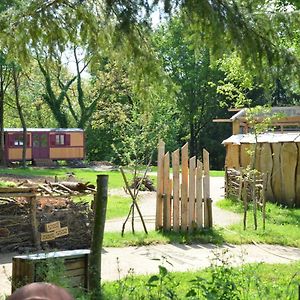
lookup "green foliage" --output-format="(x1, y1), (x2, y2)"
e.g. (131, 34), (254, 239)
(103, 260), (300, 300)
(154, 15), (229, 159)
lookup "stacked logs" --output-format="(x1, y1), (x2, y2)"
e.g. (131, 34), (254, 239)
(0, 182), (95, 253)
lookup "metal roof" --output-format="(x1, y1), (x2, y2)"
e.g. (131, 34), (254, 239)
(4, 128), (83, 132)
(222, 132), (300, 144)
(230, 106), (300, 121)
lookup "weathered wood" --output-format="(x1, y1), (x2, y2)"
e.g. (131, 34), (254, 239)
(0, 187), (36, 193)
(163, 152), (171, 231)
(203, 175), (210, 228)
(225, 144), (240, 169)
(203, 149), (210, 196)
(120, 167), (148, 234)
(55, 226), (69, 238)
(45, 221), (61, 233)
(188, 156), (196, 231)
(181, 143), (189, 232)
(271, 143), (282, 203)
(196, 160), (203, 229)
(172, 149), (180, 232)
(38, 184), (53, 195)
(156, 140), (165, 230)
(242, 179), (248, 230)
(203, 149), (210, 228)
(259, 143), (274, 201)
(30, 196), (40, 250)
(296, 143), (300, 208)
(41, 231), (56, 242)
(12, 250), (90, 293)
(89, 175), (108, 298)
(240, 144), (251, 168)
(281, 143), (297, 207)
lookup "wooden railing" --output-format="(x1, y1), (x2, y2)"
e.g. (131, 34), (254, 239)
(156, 140), (212, 232)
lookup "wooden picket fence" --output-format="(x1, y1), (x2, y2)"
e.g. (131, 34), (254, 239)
(155, 140), (213, 232)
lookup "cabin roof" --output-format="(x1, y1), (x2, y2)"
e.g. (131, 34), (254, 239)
(230, 106), (300, 121)
(4, 128), (83, 132)
(222, 132), (300, 144)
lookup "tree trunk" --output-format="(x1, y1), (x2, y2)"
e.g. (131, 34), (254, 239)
(0, 67), (6, 166)
(13, 67), (27, 168)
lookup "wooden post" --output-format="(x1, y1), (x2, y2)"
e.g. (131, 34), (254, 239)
(203, 149), (210, 228)
(163, 152), (171, 231)
(188, 156), (196, 231)
(89, 175), (108, 299)
(196, 160), (203, 229)
(207, 198), (213, 228)
(172, 149), (180, 232)
(30, 195), (40, 250)
(262, 173), (268, 231)
(156, 140), (165, 230)
(224, 166), (228, 198)
(242, 178), (248, 230)
(181, 143), (189, 232)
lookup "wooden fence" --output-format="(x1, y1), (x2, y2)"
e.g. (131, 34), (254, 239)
(155, 140), (212, 232)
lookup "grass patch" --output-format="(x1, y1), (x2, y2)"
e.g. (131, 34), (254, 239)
(102, 261), (300, 299)
(72, 194), (132, 220)
(210, 170), (224, 177)
(0, 167), (132, 189)
(0, 180), (16, 187)
(103, 229), (224, 247)
(217, 198), (300, 247)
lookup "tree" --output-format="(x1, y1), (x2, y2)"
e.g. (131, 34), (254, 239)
(154, 16), (229, 158)
(12, 65), (27, 167)
(2, 0), (300, 75)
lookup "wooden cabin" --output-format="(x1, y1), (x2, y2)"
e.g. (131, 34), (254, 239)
(216, 106), (300, 207)
(4, 128), (84, 164)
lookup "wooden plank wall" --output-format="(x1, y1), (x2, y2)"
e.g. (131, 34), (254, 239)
(156, 141), (212, 232)
(225, 142), (300, 207)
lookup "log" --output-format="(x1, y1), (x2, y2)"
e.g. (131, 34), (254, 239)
(281, 143), (297, 207)
(259, 143), (274, 201)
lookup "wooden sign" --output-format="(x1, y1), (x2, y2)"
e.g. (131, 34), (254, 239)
(41, 231), (56, 242)
(55, 227), (69, 238)
(45, 221), (61, 232)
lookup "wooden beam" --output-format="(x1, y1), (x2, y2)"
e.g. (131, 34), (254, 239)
(212, 119), (232, 123)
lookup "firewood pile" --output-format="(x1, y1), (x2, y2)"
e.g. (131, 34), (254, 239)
(0, 182), (95, 253)
(129, 176), (156, 192)
(225, 168), (264, 202)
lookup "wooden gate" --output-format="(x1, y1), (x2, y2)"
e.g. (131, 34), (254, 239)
(155, 140), (213, 232)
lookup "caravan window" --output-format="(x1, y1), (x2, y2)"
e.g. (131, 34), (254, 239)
(56, 134), (65, 145)
(14, 134), (24, 146)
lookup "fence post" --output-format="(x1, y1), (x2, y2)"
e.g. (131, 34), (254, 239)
(196, 160), (203, 229)
(172, 149), (180, 232)
(89, 175), (108, 299)
(156, 140), (165, 230)
(189, 156), (196, 230)
(181, 143), (189, 232)
(203, 149), (211, 228)
(163, 152), (171, 231)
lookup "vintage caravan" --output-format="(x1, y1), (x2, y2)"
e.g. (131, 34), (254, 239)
(4, 128), (84, 163)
